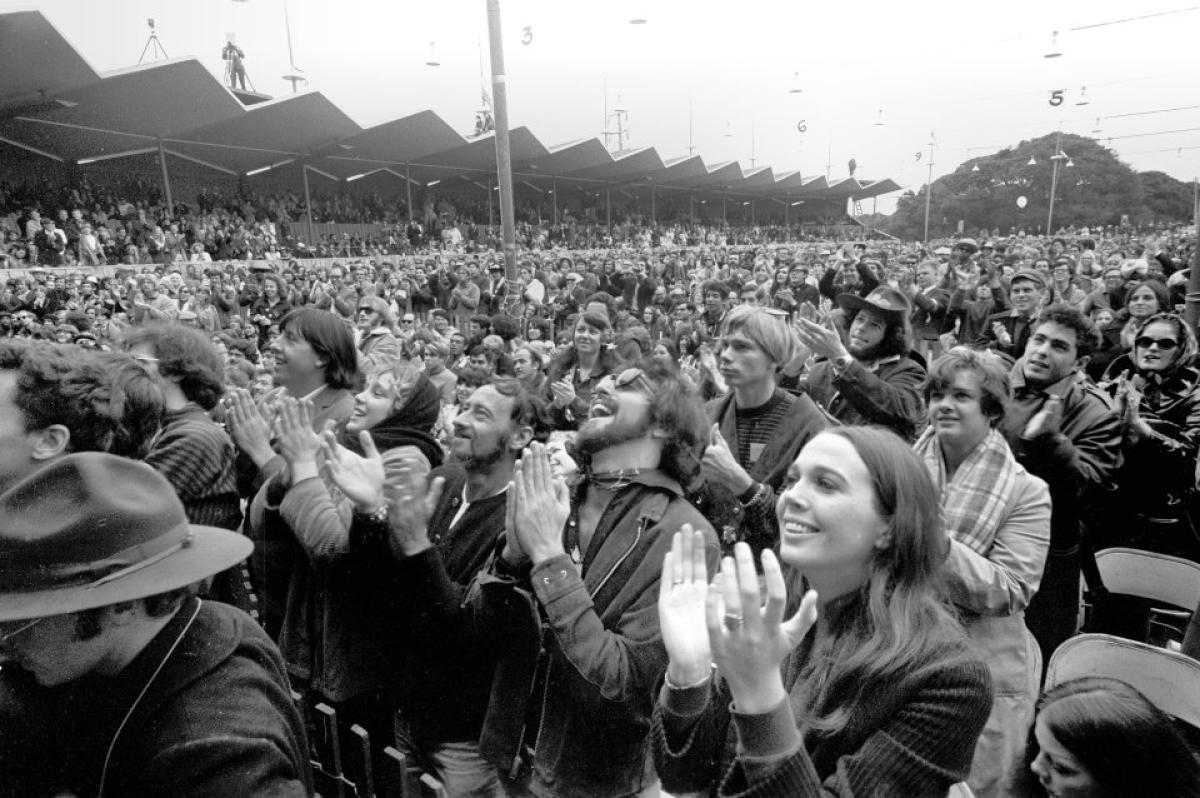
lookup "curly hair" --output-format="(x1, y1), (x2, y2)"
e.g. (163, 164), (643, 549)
(0, 341), (123, 456)
(924, 347), (1011, 425)
(122, 323), (225, 411)
(1036, 303), (1102, 359)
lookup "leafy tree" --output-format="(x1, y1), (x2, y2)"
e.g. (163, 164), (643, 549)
(883, 133), (1191, 239)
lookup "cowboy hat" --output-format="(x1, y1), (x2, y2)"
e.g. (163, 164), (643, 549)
(0, 454), (252, 622)
(836, 285), (911, 319)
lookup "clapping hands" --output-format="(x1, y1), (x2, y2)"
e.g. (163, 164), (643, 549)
(658, 538), (819, 713)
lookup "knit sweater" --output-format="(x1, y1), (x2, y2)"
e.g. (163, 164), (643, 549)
(652, 605), (993, 797)
(144, 403), (242, 531)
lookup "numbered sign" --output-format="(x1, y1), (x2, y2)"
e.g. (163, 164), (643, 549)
(796, 120), (807, 133)
(522, 26), (533, 45)
(1048, 89), (1064, 107)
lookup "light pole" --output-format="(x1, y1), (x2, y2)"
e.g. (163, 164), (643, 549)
(486, 0), (518, 283)
(923, 133), (936, 244)
(1046, 130), (1068, 234)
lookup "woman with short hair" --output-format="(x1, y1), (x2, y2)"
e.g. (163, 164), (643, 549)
(916, 347), (1052, 796)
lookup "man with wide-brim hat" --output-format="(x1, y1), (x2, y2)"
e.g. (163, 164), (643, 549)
(0, 453), (312, 796)
(793, 285), (928, 440)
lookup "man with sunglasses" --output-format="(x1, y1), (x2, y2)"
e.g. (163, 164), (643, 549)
(1003, 304), (1119, 666)
(381, 358), (715, 796)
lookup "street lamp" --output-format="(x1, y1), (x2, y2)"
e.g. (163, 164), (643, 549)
(1046, 131), (1070, 233)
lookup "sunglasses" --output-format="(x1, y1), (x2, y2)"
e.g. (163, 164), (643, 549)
(1135, 337), (1179, 351)
(356, 308), (376, 316)
(613, 368), (654, 393)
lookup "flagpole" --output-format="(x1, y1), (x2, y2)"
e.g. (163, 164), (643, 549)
(486, 0), (518, 285)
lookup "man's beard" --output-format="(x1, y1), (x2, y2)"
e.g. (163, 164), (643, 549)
(449, 435), (507, 472)
(848, 339), (889, 363)
(573, 413), (653, 461)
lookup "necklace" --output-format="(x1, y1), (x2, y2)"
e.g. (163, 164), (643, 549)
(588, 467), (643, 492)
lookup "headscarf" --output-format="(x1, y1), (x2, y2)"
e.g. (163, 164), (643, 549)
(340, 371), (443, 468)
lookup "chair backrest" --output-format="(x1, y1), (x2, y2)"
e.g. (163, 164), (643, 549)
(1045, 633), (1200, 729)
(1095, 547), (1200, 609)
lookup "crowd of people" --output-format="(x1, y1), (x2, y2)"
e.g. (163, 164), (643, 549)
(1, 203), (1200, 798)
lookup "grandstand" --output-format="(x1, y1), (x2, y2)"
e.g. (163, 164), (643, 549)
(0, 9), (899, 236)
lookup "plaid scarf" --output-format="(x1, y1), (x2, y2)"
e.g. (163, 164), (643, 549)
(913, 426), (1018, 556)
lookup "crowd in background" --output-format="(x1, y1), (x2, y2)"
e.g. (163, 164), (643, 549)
(2, 183), (1200, 798)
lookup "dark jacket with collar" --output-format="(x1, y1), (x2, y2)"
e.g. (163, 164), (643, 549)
(1003, 365), (1120, 660)
(448, 473), (718, 797)
(976, 309), (1039, 360)
(0, 597), (311, 798)
(909, 285), (951, 341)
(348, 465), (510, 747)
(799, 355), (927, 441)
(691, 391), (826, 557)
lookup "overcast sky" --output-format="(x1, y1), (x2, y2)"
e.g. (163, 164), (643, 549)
(11, 0), (1200, 213)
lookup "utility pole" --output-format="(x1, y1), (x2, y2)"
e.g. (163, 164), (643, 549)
(923, 133), (936, 244)
(688, 99), (695, 155)
(486, 0), (517, 282)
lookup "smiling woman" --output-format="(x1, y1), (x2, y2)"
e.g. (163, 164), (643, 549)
(654, 427), (993, 796)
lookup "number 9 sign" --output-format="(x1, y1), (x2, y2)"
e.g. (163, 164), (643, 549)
(1048, 90), (1064, 107)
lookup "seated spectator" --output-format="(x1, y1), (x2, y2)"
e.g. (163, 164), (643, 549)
(916, 348), (1052, 796)
(1014, 677), (1200, 798)
(1096, 312), (1200, 561)
(1088, 279), (1169, 381)
(655, 427), (993, 796)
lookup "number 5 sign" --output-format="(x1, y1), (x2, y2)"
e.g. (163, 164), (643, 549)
(1048, 90), (1064, 107)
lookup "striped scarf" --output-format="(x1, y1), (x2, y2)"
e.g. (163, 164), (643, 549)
(913, 426), (1018, 556)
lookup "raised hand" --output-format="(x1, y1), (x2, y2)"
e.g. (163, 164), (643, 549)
(275, 398), (321, 469)
(1023, 394), (1064, 440)
(384, 462), (444, 558)
(512, 441), (571, 566)
(701, 423), (753, 495)
(794, 316), (850, 363)
(550, 379), (576, 409)
(659, 526), (714, 687)
(320, 429), (385, 512)
(226, 388), (275, 467)
(706, 543), (819, 714)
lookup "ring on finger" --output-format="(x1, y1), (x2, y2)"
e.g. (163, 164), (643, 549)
(723, 612), (744, 630)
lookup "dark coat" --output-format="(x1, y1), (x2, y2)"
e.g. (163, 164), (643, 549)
(1099, 355), (1200, 559)
(0, 597), (311, 798)
(800, 356), (927, 441)
(1003, 367), (1121, 662)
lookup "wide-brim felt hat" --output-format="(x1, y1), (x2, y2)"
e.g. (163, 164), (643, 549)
(837, 285), (911, 319)
(0, 453), (252, 622)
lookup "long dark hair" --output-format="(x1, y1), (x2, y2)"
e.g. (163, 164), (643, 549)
(1022, 677), (1200, 798)
(785, 427), (970, 737)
